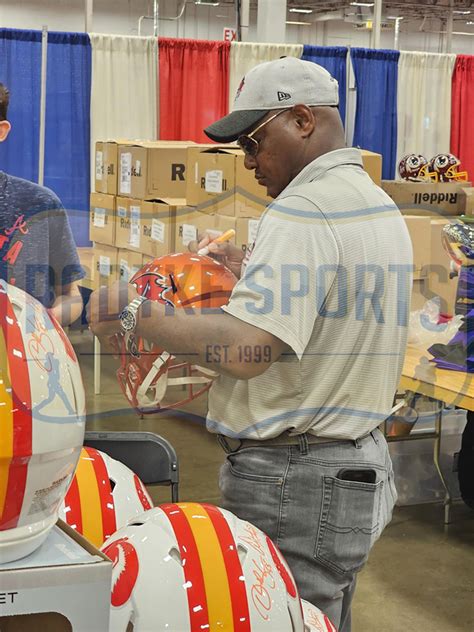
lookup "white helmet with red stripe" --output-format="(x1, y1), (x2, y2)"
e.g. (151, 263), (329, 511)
(101, 503), (304, 631)
(58, 446), (153, 547)
(302, 600), (338, 632)
(0, 281), (85, 563)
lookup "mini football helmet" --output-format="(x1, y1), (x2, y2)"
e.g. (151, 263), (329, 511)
(0, 281), (85, 563)
(59, 447), (153, 547)
(428, 153), (468, 183)
(101, 503), (304, 631)
(301, 600), (338, 631)
(398, 154), (429, 181)
(116, 253), (237, 414)
(442, 219), (474, 267)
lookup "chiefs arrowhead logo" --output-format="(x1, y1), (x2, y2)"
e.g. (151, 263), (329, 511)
(102, 538), (139, 607)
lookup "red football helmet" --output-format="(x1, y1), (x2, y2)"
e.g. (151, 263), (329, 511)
(428, 153), (468, 183)
(116, 253), (237, 414)
(398, 154), (429, 181)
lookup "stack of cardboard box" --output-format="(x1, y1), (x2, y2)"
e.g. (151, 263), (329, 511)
(84, 142), (386, 290)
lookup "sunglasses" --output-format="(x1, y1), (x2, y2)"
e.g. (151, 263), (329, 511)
(237, 109), (289, 158)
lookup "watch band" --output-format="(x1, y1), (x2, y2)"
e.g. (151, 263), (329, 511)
(119, 294), (149, 335)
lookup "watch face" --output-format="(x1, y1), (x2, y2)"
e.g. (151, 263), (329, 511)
(120, 309), (136, 332)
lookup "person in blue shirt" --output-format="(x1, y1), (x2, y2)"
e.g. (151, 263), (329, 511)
(0, 82), (84, 325)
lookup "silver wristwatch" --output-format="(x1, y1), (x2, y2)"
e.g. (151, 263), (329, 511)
(119, 295), (149, 334)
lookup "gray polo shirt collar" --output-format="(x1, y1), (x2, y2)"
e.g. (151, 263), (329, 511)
(281, 148), (364, 194)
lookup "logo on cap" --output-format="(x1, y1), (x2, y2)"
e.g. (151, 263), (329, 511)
(277, 91), (291, 102)
(236, 77), (245, 100)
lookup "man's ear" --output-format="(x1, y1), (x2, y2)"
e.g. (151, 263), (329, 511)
(0, 120), (11, 142)
(292, 104), (315, 137)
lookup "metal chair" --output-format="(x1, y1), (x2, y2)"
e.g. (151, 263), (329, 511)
(84, 430), (179, 502)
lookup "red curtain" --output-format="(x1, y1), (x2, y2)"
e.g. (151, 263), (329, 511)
(158, 38), (230, 143)
(451, 55), (474, 183)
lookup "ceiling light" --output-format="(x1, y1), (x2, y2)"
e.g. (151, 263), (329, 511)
(286, 20), (312, 25)
(467, 20), (474, 24)
(195, 1), (220, 6)
(454, 10), (471, 14)
(387, 16), (404, 19)
(350, 2), (374, 6)
(289, 7), (314, 13)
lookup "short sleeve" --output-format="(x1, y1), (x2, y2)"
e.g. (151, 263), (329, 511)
(222, 195), (340, 359)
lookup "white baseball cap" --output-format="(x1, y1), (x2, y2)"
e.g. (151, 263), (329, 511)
(205, 56), (339, 143)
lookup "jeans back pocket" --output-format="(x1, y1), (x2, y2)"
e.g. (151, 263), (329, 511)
(314, 475), (383, 576)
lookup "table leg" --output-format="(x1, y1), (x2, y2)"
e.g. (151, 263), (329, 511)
(432, 408), (452, 524)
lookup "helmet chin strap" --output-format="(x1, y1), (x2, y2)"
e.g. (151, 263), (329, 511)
(135, 352), (219, 409)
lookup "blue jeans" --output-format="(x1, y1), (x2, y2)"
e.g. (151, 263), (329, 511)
(218, 429), (397, 632)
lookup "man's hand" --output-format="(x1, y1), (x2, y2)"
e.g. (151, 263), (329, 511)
(87, 280), (139, 339)
(189, 230), (245, 279)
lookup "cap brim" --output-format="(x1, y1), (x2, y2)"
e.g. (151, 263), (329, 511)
(204, 109), (269, 143)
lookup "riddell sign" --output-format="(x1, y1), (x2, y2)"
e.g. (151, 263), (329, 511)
(223, 27), (237, 41)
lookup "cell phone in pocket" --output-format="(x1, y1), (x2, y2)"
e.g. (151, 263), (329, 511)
(336, 468), (377, 484)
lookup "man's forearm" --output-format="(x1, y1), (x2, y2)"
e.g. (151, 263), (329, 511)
(135, 302), (282, 379)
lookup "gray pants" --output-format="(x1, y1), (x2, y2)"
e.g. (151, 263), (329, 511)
(219, 428), (397, 631)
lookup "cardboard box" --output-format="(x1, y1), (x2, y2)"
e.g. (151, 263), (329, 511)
(186, 147), (239, 216)
(115, 197), (144, 252)
(424, 218), (459, 316)
(235, 153), (272, 218)
(89, 193), (116, 246)
(118, 141), (193, 200)
(0, 520), (111, 631)
(235, 217), (261, 255)
(95, 141), (118, 194)
(361, 150), (383, 187)
(174, 208), (217, 253)
(140, 199), (177, 258)
(411, 278), (428, 311)
(91, 243), (118, 290)
(382, 180), (470, 216)
(77, 247), (94, 286)
(118, 249), (143, 282)
(460, 187), (474, 216)
(403, 216), (431, 280)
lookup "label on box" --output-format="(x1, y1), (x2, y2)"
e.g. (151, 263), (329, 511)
(120, 152), (132, 195)
(130, 224), (140, 248)
(99, 256), (111, 277)
(182, 224), (198, 246)
(248, 219), (259, 244)
(130, 206), (141, 223)
(205, 170), (223, 194)
(194, 162), (199, 184)
(151, 219), (165, 243)
(95, 151), (103, 181)
(117, 205), (127, 218)
(120, 259), (130, 280)
(93, 207), (106, 228)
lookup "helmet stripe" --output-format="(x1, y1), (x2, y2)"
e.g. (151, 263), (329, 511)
(85, 447), (117, 543)
(0, 292), (32, 530)
(202, 504), (251, 631)
(63, 466), (83, 534)
(0, 325), (14, 527)
(74, 447), (106, 546)
(133, 474), (152, 510)
(179, 503), (234, 631)
(160, 503), (210, 630)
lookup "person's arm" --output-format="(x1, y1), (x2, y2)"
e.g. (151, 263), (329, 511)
(87, 282), (288, 380)
(50, 280), (83, 326)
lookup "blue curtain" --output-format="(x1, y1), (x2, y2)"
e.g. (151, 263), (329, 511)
(46, 32), (91, 246)
(350, 48), (399, 180)
(301, 45), (347, 128)
(0, 29), (42, 182)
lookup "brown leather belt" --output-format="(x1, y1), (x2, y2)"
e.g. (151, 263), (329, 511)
(217, 432), (343, 453)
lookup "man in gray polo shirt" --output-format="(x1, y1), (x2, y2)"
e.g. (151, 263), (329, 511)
(89, 57), (413, 631)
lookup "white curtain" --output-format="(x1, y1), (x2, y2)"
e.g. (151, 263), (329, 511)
(89, 34), (158, 183)
(396, 51), (456, 172)
(229, 42), (303, 110)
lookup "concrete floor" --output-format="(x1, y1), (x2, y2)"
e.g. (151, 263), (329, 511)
(74, 330), (474, 632)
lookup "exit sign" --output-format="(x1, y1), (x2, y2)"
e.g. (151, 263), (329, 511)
(223, 27), (237, 41)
